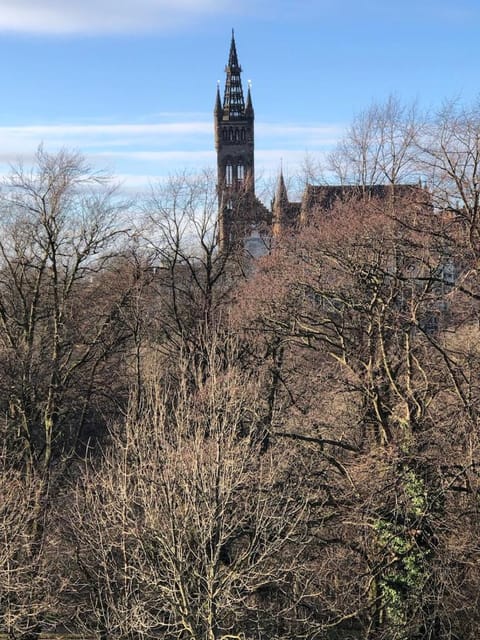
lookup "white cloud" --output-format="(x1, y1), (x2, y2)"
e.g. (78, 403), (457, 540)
(0, 120), (213, 158)
(0, 121), (212, 146)
(0, 0), (233, 34)
(0, 117), (342, 154)
(0, 117), (343, 191)
(1, 0), (472, 34)
(257, 122), (345, 148)
(0, 119), (215, 188)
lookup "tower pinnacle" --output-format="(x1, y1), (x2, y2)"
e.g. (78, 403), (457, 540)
(214, 82), (222, 118)
(245, 83), (254, 117)
(275, 169), (289, 206)
(222, 30), (246, 119)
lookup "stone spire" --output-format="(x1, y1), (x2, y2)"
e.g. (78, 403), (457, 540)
(214, 82), (222, 118)
(222, 30), (246, 119)
(273, 169), (290, 236)
(275, 169), (289, 206)
(245, 83), (254, 117)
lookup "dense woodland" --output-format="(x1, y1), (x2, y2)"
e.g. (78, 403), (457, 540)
(1, 97), (480, 640)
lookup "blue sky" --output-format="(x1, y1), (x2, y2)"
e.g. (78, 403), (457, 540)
(0, 0), (478, 194)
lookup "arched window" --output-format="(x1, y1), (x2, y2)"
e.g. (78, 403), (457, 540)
(229, 128), (234, 142)
(225, 164), (233, 186)
(237, 164), (245, 183)
(241, 128), (246, 143)
(235, 129), (240, 142)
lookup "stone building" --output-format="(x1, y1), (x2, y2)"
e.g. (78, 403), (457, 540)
(214, 31), (270, 256)
(215, 32), (428, 253)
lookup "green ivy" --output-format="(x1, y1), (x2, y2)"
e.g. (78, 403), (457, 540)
(372, 468), (430, 639)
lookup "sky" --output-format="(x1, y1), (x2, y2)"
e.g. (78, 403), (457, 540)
(0, 0), (478, 196)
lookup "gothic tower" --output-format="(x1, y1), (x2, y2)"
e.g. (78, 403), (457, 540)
(215, 31), (255, 250)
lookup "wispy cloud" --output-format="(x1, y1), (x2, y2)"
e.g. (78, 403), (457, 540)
(1, 0), (476, 35)
(0, 0), (233, 35)
(0, 116), (342, 151)
(0, 116), (343, 190)
(245, 0), (480, 27)
(0, 122), (213, 148)
(257, 123), (345, 148)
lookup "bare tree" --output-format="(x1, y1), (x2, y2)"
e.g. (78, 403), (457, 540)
(329, 95), (422, 189)
(137, 171), (247, 384)
(0, 447), (64, 640)
(67, 336), (311, 640)
(235, 191), (480, 638)
(0, 147), (134, 639)
(0, 146), (132, 470)
(419, 99), (480, 266)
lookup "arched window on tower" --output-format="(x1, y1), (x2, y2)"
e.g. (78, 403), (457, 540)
(237, 164), (245, 184)
(225, 164), (233, 186)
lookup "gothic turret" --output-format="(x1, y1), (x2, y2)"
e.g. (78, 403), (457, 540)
(215, 30), (255, 251)
(245, 84), (254, 117)
(272, 169), (302, 236)
(275, 170), (288, 206)
(272, 170), (289, 236)
(214, 83), (222, 117)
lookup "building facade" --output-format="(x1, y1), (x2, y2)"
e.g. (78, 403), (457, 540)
(215, 32), (270, 255)
(215, 33), (428, 253)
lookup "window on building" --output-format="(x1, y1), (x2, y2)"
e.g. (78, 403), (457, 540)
(226, 164), (233, 186)
(237, 164), (245, 182)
